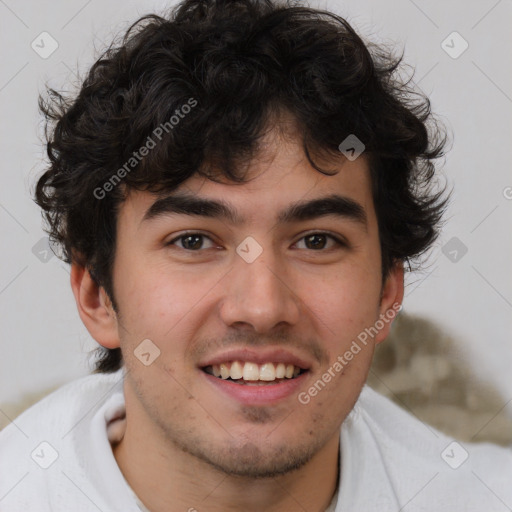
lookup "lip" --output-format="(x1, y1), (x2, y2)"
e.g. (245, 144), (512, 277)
(197, 347), (313, 370)
(200, 368), (309, 405)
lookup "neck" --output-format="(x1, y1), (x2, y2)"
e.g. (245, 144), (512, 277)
(113, 393), (340, 512)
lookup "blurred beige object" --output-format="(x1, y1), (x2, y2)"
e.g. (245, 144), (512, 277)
(368, 311), (512, 446)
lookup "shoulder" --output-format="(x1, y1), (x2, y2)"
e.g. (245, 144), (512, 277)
(1, 370), (124, 442)
(0, 370), (126, 510)
(344, 385), (512, 510)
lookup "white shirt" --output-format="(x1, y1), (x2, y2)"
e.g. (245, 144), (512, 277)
(1, 369), (511, 511)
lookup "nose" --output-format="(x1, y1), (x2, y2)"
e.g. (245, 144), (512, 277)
(219, 249), (301, 333)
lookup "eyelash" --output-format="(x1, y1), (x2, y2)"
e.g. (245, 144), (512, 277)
(167, 231), (346, 251)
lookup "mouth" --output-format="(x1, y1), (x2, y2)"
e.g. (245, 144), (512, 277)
(202, 361), (307, 385)
(197, 348), (312, 404)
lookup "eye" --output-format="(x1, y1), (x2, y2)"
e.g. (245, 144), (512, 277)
(167, 232), (216, 251)
(294, 233), (345, 251)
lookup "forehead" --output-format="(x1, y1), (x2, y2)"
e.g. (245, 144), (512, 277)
(120, 124), (375, 228)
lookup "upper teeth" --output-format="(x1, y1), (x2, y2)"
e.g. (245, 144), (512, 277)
(209, 361), (301, 381)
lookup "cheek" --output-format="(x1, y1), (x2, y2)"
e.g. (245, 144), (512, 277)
(298, 265), (382, 342)
(113, 263), (226, 369)
(114, 262), (197, 329)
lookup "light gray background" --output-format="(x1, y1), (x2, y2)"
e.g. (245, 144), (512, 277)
(1, 0), (511, 406)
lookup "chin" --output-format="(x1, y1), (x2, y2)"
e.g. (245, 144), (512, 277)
(181, 438), (320, 478)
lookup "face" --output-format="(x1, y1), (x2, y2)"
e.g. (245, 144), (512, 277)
(109, 125), (402, 478)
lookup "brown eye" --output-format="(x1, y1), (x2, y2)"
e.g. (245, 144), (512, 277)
(295, 233), (344, 251)
(168, 233), (215, 250)
(181, 235), (203, 250)
(305, 234), (327, 250)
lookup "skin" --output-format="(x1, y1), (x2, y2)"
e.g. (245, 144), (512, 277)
(71, 121), (404, 512)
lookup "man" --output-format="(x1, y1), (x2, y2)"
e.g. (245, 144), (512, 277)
(1, 0), (511, 510)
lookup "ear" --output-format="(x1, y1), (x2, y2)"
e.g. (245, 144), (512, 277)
(374, 261), (404, 344)
(70, 263), (120, 349)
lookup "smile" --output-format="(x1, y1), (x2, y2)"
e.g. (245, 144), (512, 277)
(202, 361), (306, 385)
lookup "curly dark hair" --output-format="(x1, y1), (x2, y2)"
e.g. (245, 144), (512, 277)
(35, 0), (449, 373)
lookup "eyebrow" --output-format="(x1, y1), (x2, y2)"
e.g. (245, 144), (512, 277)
(142, 192), (367, 228)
